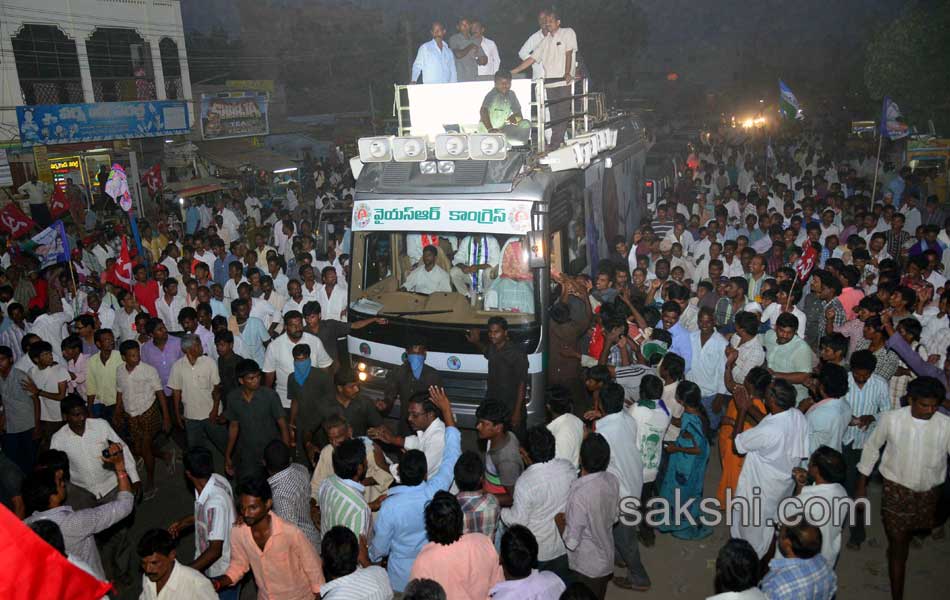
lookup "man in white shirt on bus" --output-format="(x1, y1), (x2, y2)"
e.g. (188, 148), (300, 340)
(511, 10), (578, 148)
(517, 9), (551, 80)
(403, 245), (451, 295)
(471, 20), (500, 80)
(450, 234), (501, 299)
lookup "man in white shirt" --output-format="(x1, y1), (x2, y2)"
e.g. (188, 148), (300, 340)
(471, 20), (500, 79)
(789, 447), (850, 568)
(51, 397), (141, 500)
(369, 392), (446, 482)
(593, 383), (650, 591)
(156, 278), (186, 333)
(686, 307), (728, 429)
(402, 245), (451, 295)
(262, 312), (334, 409)
(511, 11), (578, 148)
(26, 340), (70, 446)
(517, 9), (550, 80)
(500, 427), (575, 575)
(49, 397), (141, 585)
(216, 198), (241, 239)
(168, 446), (234, 582)
(17, 175), (51, 225)
(316, 266), (348, 323)
(137, 528), (218, 600)
(545, 386), (583, 468)
(730, 379), (809, 558)
(855, 376), (950, 600)
(450, 234), (502, 298)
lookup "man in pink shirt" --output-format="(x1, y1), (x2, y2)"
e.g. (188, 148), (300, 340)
(835, 264), (865, 321)
(408, 490), (504, 600)
(213, 477), (324, 599)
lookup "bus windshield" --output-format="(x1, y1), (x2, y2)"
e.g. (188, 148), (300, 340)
(349, 231), (538, 325)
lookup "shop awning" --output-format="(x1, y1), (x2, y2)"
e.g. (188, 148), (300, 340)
(165, 177), (235, 198)
(196, 138), (299, 174)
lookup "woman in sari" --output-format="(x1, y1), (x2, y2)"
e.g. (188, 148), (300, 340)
(716, 366), (772, 505)
(657, 380), (712, 540)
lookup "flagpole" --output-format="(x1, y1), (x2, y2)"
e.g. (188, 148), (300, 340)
(785, 275), (797, 312)
(870, 130), (884, 212)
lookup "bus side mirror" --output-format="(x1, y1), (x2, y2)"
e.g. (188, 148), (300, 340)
(527, 230), (547, 269)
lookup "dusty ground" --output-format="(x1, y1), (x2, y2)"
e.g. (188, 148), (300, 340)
(114, 434), (948, 600)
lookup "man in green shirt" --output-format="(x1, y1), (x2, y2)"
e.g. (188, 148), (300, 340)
(479, 70), (529, 136)
(762, 312), (816, 405)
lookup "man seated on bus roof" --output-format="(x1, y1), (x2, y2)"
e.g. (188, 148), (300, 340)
(403, 245), (452, 295)
(451, 234), (502, 299)
(479, 70), (530, 135)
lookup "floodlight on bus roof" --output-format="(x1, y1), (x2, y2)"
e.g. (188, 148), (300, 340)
(392, 136), (428, 162)
(435, 134), (470, 160)
(358, 136), (393, 162)
(540, 142), (591, 172)
(469, 133), (507, 160)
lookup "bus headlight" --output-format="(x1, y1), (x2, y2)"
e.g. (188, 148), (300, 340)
(368, 366), (389, 379)
(358, 371), (368, 382)
(357, 362), (367, 371)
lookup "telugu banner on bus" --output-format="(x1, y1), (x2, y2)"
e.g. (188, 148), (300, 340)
(352, 199), (533, 235)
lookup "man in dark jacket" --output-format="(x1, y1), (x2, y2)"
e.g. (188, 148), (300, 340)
(381, 338), (443, 436)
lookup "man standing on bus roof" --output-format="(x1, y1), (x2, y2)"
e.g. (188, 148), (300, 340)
(411, 22), (457, 84)
(448, 17), (483, 83)
(467, 317), (529, 440)
(403, 245), (452, 295)
(451, 234), (501, 299)
(510, 10), (578, 148)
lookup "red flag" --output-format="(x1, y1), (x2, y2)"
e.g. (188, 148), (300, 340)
(141, 164), (163, 195)
(0, 203), (36, 239)
(107, 236), (133, 291)
(50, 186), (70, 218)
(0, 504), (112, 599)
(795, 243), (819, 281)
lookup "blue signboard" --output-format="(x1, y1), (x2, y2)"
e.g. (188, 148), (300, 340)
(16, 100), (191, 147)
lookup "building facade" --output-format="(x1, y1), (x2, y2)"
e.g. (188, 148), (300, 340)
(1, 0), (192, 131)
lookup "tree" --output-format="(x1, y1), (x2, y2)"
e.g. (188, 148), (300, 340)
(864, 1), (950, 131)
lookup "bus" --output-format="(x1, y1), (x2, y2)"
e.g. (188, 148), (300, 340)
(345, 79), (650, 428)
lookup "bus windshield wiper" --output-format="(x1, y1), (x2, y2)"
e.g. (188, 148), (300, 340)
(382, 310), (455, 317)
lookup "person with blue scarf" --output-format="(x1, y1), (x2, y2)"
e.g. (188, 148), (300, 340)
(287, 343), (335, 463)
(381, 338), (443, 436)
(657, 380), (713, 540)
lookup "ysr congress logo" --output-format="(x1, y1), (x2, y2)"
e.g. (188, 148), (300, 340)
(354, 203), (371, 229)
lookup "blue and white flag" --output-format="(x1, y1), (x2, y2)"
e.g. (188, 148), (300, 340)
(23, 220), (69, 269)
(881, 96), (909, 140)
(779, 80), (803, 120)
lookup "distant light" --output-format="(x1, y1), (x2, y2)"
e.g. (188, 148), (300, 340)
(178, 197), (184, 206)
(164, 139), (174, 143)
(646, 181), (653, 187)
(273, 167), (297, 174)
(666, 72), (678, 81)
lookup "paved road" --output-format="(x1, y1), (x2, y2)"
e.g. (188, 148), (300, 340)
(114, 435), (948, 599)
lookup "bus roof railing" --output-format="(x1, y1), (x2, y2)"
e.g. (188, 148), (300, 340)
(393, 78), (604, 154)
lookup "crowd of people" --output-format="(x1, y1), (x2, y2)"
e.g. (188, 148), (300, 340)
(2, 27), (950, 600)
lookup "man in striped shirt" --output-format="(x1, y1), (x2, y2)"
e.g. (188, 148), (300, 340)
(841, 350), (891, 550)
(316, 437), (373, 541)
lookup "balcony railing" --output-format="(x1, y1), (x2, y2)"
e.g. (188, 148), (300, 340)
(93, 77), (156, 102)
(20, 79), (84, 105)
(165, 77), (183, 100)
